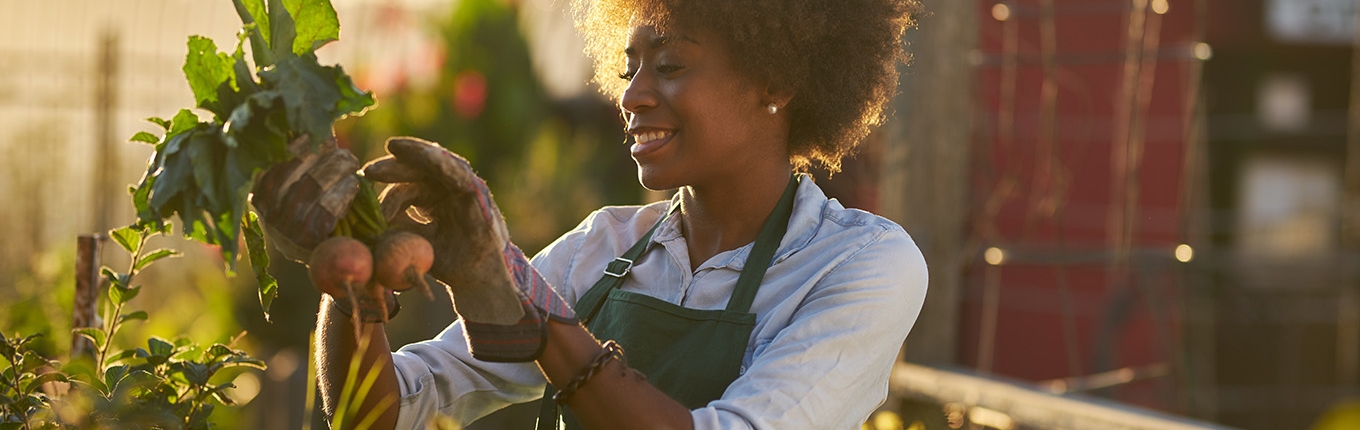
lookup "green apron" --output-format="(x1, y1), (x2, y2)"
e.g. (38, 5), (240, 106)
(536, 175), (799, 430)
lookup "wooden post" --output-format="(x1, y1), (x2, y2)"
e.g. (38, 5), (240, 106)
(882, 0), (977, 366)
(1337, 0), (1360, 391)
(72, 234), (104, 359)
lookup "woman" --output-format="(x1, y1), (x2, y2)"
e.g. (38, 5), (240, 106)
(257, 0), (927, 428)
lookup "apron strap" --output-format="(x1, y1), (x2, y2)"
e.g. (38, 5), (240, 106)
(725, 174), (799, 313)
(539, 206), (672, 430)
(536, 174), (798, 429)
(575, 206), (672, 325)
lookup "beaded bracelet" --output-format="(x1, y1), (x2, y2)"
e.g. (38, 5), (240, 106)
(553, 340), (626, 405)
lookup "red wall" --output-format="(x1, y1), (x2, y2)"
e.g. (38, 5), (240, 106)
(961, 0), (1201, 413)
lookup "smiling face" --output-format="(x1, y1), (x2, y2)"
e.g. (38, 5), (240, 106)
(619, 24), (790, 191)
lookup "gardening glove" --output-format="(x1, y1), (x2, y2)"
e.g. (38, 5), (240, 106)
(250, 136), (401, 323)
(250, 135), (360, 264)
(362, 136), (576, 362)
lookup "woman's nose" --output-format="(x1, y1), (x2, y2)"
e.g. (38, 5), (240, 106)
(618, 71), (658, 115)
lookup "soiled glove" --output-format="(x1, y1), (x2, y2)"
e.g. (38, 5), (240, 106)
(250, 136), (360, 263)
(363, 137), (576, 362)
(252, 137), (402, 322)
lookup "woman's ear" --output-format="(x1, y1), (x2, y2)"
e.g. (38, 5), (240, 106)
(764, 83), (795, 111)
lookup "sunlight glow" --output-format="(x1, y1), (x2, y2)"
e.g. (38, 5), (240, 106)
(1193, 42), (1213, 61)
(968, 406), (1015, 430)
(984, 247), (1005, 266)
(1175, 244), (1194, 263)
(991, 3), (1012, 22)
(1152, 0), (1170, 15)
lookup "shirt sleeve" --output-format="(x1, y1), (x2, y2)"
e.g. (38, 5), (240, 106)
(390, 321), (546, 429)
(690, 226), (929, 429)
(391, 212), (597, 428)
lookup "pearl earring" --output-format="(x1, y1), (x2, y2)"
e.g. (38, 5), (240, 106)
(767, 103), (778, 114)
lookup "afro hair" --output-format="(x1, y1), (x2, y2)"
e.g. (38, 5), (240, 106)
(573, 0), (922, 172)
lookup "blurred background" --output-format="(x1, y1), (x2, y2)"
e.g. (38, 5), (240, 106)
(1, 0), (1358, 429)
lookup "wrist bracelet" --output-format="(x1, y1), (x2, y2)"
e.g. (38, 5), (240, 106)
(553, 340), (631, 405)
(331, 289), (401, 323)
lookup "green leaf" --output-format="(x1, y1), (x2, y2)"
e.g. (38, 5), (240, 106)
(106, 348), (139, 364)
(131, 182), (155, 225)
(268, 0), (297, 61)
(173, 361), (213, 386)
(109, 225), (141, 255)
(23, 372), (67, 394)
(283, 0), (339, 55)
(103, 365), (129, 393)
(101, 266), (130, 289)
(219, 355), (267, 371)
(258, 55), (342, 143)
(108, 283), (141, 306)
(146, 116), (172, 130)
(153, 220), (174, 236)
(130, 131), (161, 145)
(110, 369), (160, 398)
(147, 337), (174, 358)
(118, 311), (149, 325)
(232, 31), (263, 95)
(233, 0), (273, 67)
(144, 338), (174, 366)
(213, 202), (245, 272)
(148, 134), (196, 211)
(19, 350), (50, 373)
(170, 109), (201, 138)
(211, 388), (237, 406)
(208, 344), (234, 359)
(243, 212), (279, 319)
(330, 63), (376, 118)
(134, 248), (182, 272)
(183, 36), (235, 118)
(223, 92), (293, 167)
(17, 332), (42, 347)
(73, 328), (107, 351)
(185, 129), (226, 211)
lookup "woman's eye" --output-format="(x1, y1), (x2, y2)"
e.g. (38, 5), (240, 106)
(618, 69), (637, 81)
(657, 64), (684, 74)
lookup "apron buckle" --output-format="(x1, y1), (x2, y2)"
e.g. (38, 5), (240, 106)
(602, 257), (634, 278)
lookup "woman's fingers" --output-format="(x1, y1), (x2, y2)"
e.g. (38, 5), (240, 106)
(361, 155), (426, 183)
(378, 183), (439, 241)
(385, 137), (482, 193)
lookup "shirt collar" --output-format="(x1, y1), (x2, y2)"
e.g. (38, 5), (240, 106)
(649, 174), (826, 271)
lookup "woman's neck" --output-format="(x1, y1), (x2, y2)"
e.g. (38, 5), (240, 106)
(676, 164), (792, 270)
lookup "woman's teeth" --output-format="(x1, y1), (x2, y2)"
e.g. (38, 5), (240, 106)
(634, 131), (672, 144)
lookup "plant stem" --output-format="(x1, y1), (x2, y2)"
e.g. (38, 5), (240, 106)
(185, 387), (200, 428)
(8, 344), (31, 430)
(95, 234), (149, 376)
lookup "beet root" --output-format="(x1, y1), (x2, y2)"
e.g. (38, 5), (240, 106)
(373, 231), (435, 300)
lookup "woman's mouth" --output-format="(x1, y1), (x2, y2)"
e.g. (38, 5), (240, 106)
(630, 130), (675, 158)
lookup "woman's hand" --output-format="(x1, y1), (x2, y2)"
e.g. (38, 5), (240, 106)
(249, 135), (360, 263)
(363, 136), (577, 362)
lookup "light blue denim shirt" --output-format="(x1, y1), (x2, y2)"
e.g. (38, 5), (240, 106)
(390, 175), (928, 429)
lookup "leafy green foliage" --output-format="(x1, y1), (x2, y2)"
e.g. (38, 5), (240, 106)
(1, 227), (263, 429)
(129, 0), (373, 315)
(0, 332), (66, 429)
(282, 0), (339, 55)
(242, 213), (279, 321)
